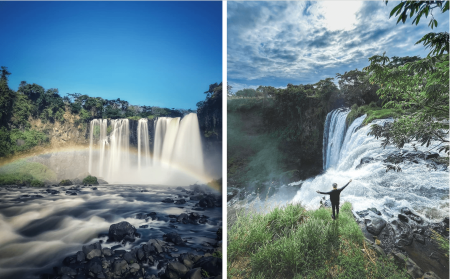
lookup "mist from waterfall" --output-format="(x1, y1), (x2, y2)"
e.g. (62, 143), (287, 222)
(291, 109), (449, 221)
(88, 113), (206, 185)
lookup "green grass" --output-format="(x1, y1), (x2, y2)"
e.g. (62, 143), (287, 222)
(346, 104), (404, 127)
(0, 159), (56, 186)
(228, 202), (410, 279)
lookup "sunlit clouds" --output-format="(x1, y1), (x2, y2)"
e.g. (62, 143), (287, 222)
(227, 1), (449, 92)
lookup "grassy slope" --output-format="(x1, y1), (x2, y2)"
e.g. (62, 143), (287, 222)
(0, 159), (56, 186)
(228, 202), (410, 279)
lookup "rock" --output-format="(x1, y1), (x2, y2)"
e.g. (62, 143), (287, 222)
(54, 266), (77, 277)
(422, 271), (441, 279)
(87, 260), (103, 277)
(193, 256), (222, 277)
(183, 267), (202, 279)
(63, 255), (76, 266)
(368, 208), (381, 215)
(356, 210), (370, 218)
(123, 251), (137, 264)
(413, 233), (425, 244)
(398, 214), (409, 222)
(162, 198), (174, 203)
(177, 213), (189, 223)
(112, 259), (129, 276)
(365, 217), (387, 235)
(82, 242), (102, 260)
(108, 221), (136, 242)
(102, 248), (112, 257)
(136, 213), (147, 219)
(139, 225), (149, 228)
(425, 152), (439, 160)
(174, 199), (186, 205)
(76, 251), (86, 262)
(391, 252), (424, 278)
(179, 254), (194, 269)
(137, 247), (146, 261)
(372, 244), (385, 257)
(199, 195), (215, 208)
(129, 262), (140, 274)
(163, 232), (184, 245)
(148, 239), (165, 253)
(356, 157), (374, 169)
(164, 261), (188, 279)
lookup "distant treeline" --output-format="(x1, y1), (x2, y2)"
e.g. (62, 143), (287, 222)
(0, 66), (221, 157)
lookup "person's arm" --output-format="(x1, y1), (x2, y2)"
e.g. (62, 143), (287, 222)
(316, 190), (332, 195)
(339, 179), (352, 191)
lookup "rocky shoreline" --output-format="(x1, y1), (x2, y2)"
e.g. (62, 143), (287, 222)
(0, 183), (222, 279)
(317, 196), (449, 279)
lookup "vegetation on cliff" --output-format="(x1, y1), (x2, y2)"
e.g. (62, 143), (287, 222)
(228, 202), (409, 278)
(0, 159), (56, 186)
(0, 66), (222, 159)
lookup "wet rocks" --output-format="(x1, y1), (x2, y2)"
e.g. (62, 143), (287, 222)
(165, 261), (189, 279)
(162, 198), (174, 203)
(108, 221), (137, 242)
(392, 252), (424, 278)
(82, 242), (102, 260)
(163, 232), (184, 245)
(365, 216), (387, 235)
(174, 199), (186, 205)
(193, 256), (222, 277)
(355, 157), (374, 169)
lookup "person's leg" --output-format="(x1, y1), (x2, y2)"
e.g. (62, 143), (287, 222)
(331, 202), (336, 219)
(335, 203), (340, 219)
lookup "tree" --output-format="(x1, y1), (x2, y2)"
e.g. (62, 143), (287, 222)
(0, 66), (15, 126)
(336, 69), (380, 106)
(364, 2), (449, 153)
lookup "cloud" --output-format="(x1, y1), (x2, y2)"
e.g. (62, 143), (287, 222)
(228, 1), (449, 88)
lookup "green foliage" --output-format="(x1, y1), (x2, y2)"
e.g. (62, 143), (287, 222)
(228, 202), (410, 278)
(364, 53), (449, 153)
(9, 129), (49, 153)
(147, 115), (155, 120)
(346, 104), (403, 126)
(30, 179), (45, 187)
(126, 116), (141, 121)
(212, 250), (222, 259)
(59, 179), (73, 186)
(386, 0), (448, 29)
(82, 175), (99, 185)
(0, 159), (56, 184)
(336, 69), (380, 106)
(0, 172), (35, 186)
(10, 93), (33, 129)
(416, 32), (449, 56)
(430, 229), (449, 259)
(197, 82), (222, 141)
(0, 66), (15, 126)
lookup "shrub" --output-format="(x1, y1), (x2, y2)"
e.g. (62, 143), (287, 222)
(82, 175), (98, 185)
(30, 179), (45, 187)
(59, 179), (73, 186)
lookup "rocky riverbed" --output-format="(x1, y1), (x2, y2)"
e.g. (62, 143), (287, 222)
(0, 184), (222, 279)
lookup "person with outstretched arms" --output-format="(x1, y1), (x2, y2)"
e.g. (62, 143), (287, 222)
(316, 179), (352, 220)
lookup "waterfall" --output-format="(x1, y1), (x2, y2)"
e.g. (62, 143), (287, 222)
(323, 108), (350, 170)
(138, 119), (150, 170)
(88, 113), (206, 185)
(291, 109), (449, 221)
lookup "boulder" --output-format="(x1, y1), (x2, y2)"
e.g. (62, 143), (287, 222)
(108, 221), (136, 242)
(164, 261), (189, 279)
(422, 271), (441, 279)
(174, 199), (186, 205)
(183, 268), (202, 279)
(391, 252), (424, 278)
(163, 232), (184, 245)
(162, 198), (174, 203)
(193, 256), (222, 276)
(82, 242), (102, 260)
(365, 217), (387, 235)
(112, 259), (129, 276)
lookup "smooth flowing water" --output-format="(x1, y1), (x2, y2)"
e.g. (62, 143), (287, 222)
(88, 113), (206, 185)
(0, 185), (221, 279)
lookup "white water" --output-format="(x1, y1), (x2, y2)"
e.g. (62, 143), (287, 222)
(293, 110), (449, 221)
(138, 119), (151, 170)
(89, 113), (206, 185)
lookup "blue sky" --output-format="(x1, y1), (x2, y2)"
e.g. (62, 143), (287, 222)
(0, 1), (222, 110)
(228, 1), (449, 92)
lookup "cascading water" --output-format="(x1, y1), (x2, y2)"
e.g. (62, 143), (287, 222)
(293, 109), (449, 221)
(137, 119), (151, 170)
(323, 108), (350, 170)
(88, 113), (206, 185)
